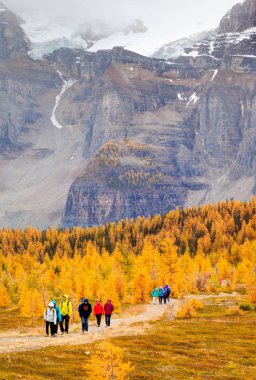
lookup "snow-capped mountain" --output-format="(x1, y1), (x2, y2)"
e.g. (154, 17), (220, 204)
(152, 30), (216, 59)
(21, 16), (152, 59)
(0, 0), (256, 229)
(183, 26), (256, 59)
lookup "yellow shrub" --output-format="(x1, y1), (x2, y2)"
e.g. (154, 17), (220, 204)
(176, 299), (204, 318)
(226, 307), (244, 316)
(188, 299), (204, 310)
(246, 282), (256, 303)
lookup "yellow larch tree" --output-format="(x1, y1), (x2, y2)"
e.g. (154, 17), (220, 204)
(0, 283), (11, 307)
(18, 286), (45, 325)
(84, 340), (134, 380)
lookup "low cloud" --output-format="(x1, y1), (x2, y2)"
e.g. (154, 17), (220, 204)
(4, 0), (241, 44)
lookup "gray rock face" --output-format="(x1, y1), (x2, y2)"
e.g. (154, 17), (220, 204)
(61, 30), (256, 227)
(0, 3), (28, 59)
(64, 178), (184, 228)
(0, 55), (59, 156)
(0, 1), (256, 229)
(218, 0), (256, 34)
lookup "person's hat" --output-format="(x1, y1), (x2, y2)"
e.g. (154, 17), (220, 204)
(63, 294), (68, 298)
(48, 302), (54, 307)
(51, 300), (56, 305)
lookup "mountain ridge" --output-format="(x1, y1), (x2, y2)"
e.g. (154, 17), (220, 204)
(0, 0), (255, 228)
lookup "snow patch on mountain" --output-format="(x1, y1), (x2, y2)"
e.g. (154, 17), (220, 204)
(20, 15), (153, 59)
(152, 30), (215, 59)
(51, 71), (77, 129)
(186, 93), (200, 107)
(211, 69), (218, 81)
(21, 19), (89, 59)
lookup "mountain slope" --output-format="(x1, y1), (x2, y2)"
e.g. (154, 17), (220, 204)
(0, 0), (255, 228)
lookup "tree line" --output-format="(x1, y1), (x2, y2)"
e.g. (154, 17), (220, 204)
(0, 198), (256, 323)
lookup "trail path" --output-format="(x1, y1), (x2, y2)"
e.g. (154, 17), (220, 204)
(0, 293), (239, 354)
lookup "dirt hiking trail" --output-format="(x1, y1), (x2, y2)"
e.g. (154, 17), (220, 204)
(0, 293), (239, 354)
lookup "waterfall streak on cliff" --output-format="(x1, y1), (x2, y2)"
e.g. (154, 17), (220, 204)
(51, 71), (76, 129)
(211, 69), (218, 81)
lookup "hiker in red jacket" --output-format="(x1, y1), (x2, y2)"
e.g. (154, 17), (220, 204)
(93, 299), (104, 327)
(104, 299), (114, 327)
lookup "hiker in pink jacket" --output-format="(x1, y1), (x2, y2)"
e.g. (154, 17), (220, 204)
(104, 299), (114, 327)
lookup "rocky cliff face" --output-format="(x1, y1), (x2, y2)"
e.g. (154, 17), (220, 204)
(218, 0), (256, 34)
(0, 1), (256, 229)
(62, 0), (256, 227)
(0, 3), (28, 59)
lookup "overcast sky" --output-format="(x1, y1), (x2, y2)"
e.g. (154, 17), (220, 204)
(4, 0), (242, 44)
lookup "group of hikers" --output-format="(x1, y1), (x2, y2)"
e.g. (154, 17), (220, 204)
(151, 284), (171, 304)
(44, 285), (171, 336)
(43, 295), (114, 337)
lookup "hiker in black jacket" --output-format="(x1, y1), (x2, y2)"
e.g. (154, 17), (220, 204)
(78, 298), (92, 333)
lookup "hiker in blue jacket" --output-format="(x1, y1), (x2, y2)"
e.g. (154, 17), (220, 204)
(166, 284), (171, 302)
(78, 298), (92, 333)
(163, 286), (168, 304)
(151, 288), (158, 304)
(158, 286), (164, 304)
(52, 300), (62, 336)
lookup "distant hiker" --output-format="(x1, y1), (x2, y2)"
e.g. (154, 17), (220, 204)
(51, 300), (62, 335)
(163, 286), (168, 304)
(104, 299), (114, 327)
(59, 294), (72, 334)
(151, 288), (158, 304)
(158, 287), (164, 304)
(93, 299), (104, 327)
(44, 302), (57, 337)
(78, 298), (92, 333)
(166, 284), (171, 303)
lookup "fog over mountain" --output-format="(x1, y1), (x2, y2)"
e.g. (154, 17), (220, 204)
(4, 0), (241, 56)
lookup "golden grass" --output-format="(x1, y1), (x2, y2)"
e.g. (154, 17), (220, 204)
(0, 302), (256, 379)
(0, 306), (43, 332)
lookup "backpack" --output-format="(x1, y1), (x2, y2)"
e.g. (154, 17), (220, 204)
(167, 287), (171, 296)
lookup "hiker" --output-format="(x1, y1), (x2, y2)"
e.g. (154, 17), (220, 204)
(51, 300), (62, 335)
(163, 286), (168, 304)
(166, 284), (171, 303)
(151, 287), (158, 304)
(158, 286), (164, 304)
(104, 299), (114, 327)
(59, 294), (72, 334)
(93, 299), (104, 327)
(44, 302), (57, 337)
(78, 298), (92, 333)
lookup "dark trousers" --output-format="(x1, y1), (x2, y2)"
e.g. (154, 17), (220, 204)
(46, 321), (55, 336)
(96, 313), (102, 326)
(167, 294), (170, 302)
(53, 321), (59, 334)
(163, 296), (167, 304)
(60, 315), (70, 333)
(159, 296), (163, 304)
(105, 314), (111, 326)
(81, 316), (89, 331)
